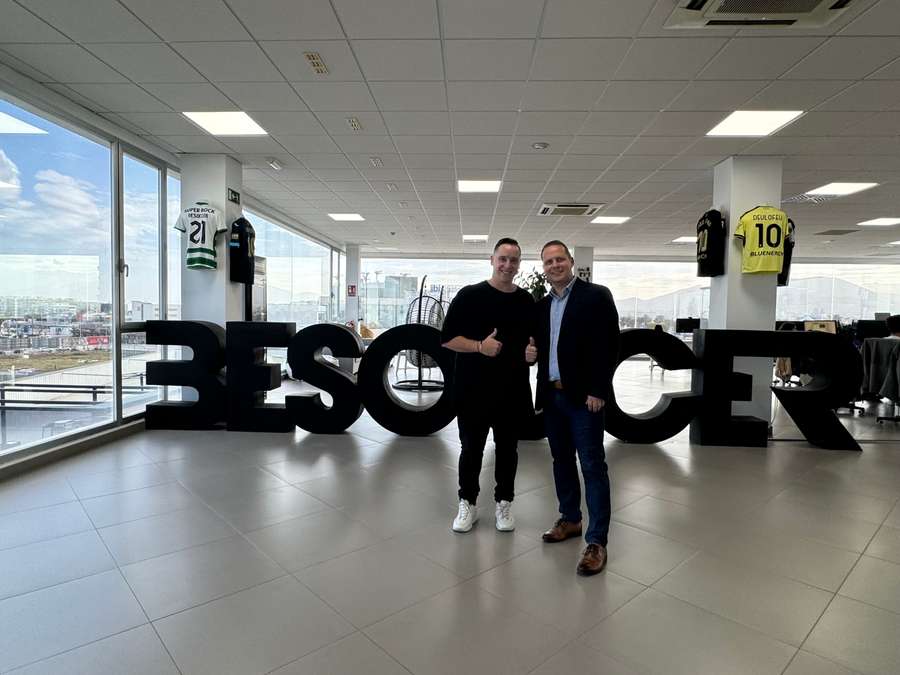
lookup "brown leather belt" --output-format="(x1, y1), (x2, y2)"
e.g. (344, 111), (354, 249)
(551, 380), (563, 390)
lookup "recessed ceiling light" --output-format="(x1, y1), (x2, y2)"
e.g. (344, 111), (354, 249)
(385, 182), (398, 192)
(397, 200), (408, 208)
(706, 110), (804, 137)
(462, 234), (489, 242)
(806, 182), (878, 196)
(328, 213), (365, 221)
(346, 117), (362, 131)
(0, 112), (47, 134)
(304, 52), (328, 75)
(859, 218), (900, 226)
(266, 158), (282, 171)
(369, 156), (384, 168)
(591, 216), (630, 224)
(531, 142), (550, 150)
(183, 111), (267, 136)
(671, 236), (697, 244)
(458, 180), (501, 193)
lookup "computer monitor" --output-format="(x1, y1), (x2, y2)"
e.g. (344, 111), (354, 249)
(804, 320), (837, 334)
(675, 317), (700, 333)
(855, 319), (890, 340)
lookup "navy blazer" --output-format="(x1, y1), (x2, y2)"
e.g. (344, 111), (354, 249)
(533, 278), (620, 411)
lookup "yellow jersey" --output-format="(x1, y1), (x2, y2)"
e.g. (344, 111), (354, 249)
(734, 205), (789, 274)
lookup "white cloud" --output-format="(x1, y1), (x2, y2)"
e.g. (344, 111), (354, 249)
(0, 149), (22, 202)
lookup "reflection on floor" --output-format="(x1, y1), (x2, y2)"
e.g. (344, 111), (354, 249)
(0, 361), (899, 674)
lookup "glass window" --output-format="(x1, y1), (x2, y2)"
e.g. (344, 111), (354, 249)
(0, 98), (114, 454)
(166, 172), (181, 320)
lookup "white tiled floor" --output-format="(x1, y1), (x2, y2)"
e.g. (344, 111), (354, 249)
(0, 362), (899, 674)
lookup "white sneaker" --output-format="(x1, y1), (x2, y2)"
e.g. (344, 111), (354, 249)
(452, 499), (478, 532)
(495, 500), (515, 531)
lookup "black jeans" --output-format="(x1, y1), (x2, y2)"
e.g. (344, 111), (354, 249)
(457, 405), (518, 504)
(544, 390), (611, 546)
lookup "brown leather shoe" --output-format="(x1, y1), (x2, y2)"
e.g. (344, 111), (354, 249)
(576, 544), (607, 576)
(541, 518), (583, 543)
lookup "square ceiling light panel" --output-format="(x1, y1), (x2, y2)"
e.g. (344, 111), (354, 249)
(458, 180), (502, 193)
(591, 216), (630, 224)
(806, 183), (878, 196)
(462, 234), (489, 242)
(0, 112), (47, 134)
(183, 111), (267, 135)
(671, 236), (697, 243)
(706, 110), (804, 137)
(328, 213), (365, 221)
(859, 218), (900, 226)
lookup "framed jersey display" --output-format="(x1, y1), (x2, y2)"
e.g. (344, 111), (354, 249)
(174, 201), (225, 270)
(696, 208), (726, 277)
(229, 216), (256, 284)
(733, 205), (789, 274)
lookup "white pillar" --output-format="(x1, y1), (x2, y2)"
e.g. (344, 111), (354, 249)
(573, 246), (594, 283)
(345, 243), (360, 327)
(178, 154), (244, 326)
(709, 156), (782, 422)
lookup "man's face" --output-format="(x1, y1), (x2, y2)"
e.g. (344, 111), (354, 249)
(542, 244), (574, 285)
(491, 244), (521, 281)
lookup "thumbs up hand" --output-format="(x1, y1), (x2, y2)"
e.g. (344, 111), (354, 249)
(480, 328), (503, 357)
(525, 336), (538, 364)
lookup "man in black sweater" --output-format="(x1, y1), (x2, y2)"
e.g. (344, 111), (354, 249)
(441, 238), (534, 533)
(526, 240), (620, 575)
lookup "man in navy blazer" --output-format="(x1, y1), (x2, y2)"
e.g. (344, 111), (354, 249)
(525, 240), (620, 576)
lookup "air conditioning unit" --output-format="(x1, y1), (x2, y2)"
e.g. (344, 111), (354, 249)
(538, 203), (603, 216)
(665, 0), (856, 29)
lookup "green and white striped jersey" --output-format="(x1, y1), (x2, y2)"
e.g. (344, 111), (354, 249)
(174, 202), (225, 269)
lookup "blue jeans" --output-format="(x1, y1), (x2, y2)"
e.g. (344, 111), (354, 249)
(544, 390), (611, 546)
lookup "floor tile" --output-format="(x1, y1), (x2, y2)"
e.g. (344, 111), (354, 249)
(389, 517), (539, 578)
(865, 525), (900, 564)
(0, 501), (93, 552)
(365, 580), (569, 675)
(154, 576), (354, 675)
(98, 506), (236, 565)
(784, 650), (862, 675)
(246, 508), (382, 571)
(583, 589), (795, 675)
(297, 542), (461, 627)
(205, 485), (329, 532)
(805, 595), (900, 675)
(81, 482), (199, 528)
(0, 570), (147, 672)
(839, 554), (900, 615)
(886, 503), (900, 529)
(7, 625), (178, 675)
(611, 495), (735, 548)
(770, 483), (896, 524)
(0, 530), (114, 601)
(474, 544), (645, 633)
(655, 552), (832, 646)
(53, 448), (155, 478)
(0, 476), (77, 516)
(335, 484), (450, 538)
(605, 521), (696, 585)
(122, 535), (284, 620)
(270, 633), (408, 675)
(179, 466), (289, 502)
(67, 464), (173, 500)
(529, 639), (643, 675)
(746, 498), (880, 553)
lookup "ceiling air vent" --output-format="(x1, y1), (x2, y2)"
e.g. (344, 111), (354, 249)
(665, 0), (856, 29)
(538, 203), (603, 216)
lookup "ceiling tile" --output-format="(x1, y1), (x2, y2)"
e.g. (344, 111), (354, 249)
(250, 111), (325, 135)
(393, 135), (453, 153)
(592, 81), (685, 111)
(365, 82), (447, 111)
(697, 38), (824, 80)
(453, 135), (511, 154)
(333, 0), (438, 38)
(117, 112), (205, 135)
(383, 111), (450, 135)
(642, 111), (726, 136)
(869, 56), (900, 80)
(542, 0), (656, 38)
(455, 154), (509, 169)
(667, 80), (767, 112)
(783, 37), (900, 80)
(275, 135), (342, 153)
(625, 137), (694, 155)
(222, 137), (285, 154)
(67, 83), (169, 112)
(156, 135), (233, 153)
(840, 1), (900, 36)
(446, 81), (525, 110)
(569, 136), (631, 155)
(19, 0), (159, 42)
(315, 111), (386, 135)
(295, 154), (355, 168)
(333, 135), (397, 154)
(85, 44), (204, 83)
(522, 82), (606, 111)
(142, 83), (236, 111)
(440, 0), (543, 38)
(775, 111), (861, 136)
(402, 154), (453, 168)
(817, 81), (900, 111)
(228, 0), (343, 40)
(516, 111), (587, 135)
(616, 38), (727, 80)
(444, 40), (533, 81)
(263, 41), (362, 81)
(838, 112), (900, 136)
(450, 111), (516, 135)
(121, 0), (250, 41)
(744, 80), (854, 110)
(292, 82), (377, 111)
(353, 40), (443, 80)
(217, 82), (308, 111)
(173, 43), (283, 82)
(1, 44), (127, 83)
(0, 0), (68, 42)
(531, 39), (629, 81)
(581, 110), (656, 135)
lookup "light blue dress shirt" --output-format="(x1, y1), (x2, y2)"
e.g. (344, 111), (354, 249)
(548, 277), (576, 382)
